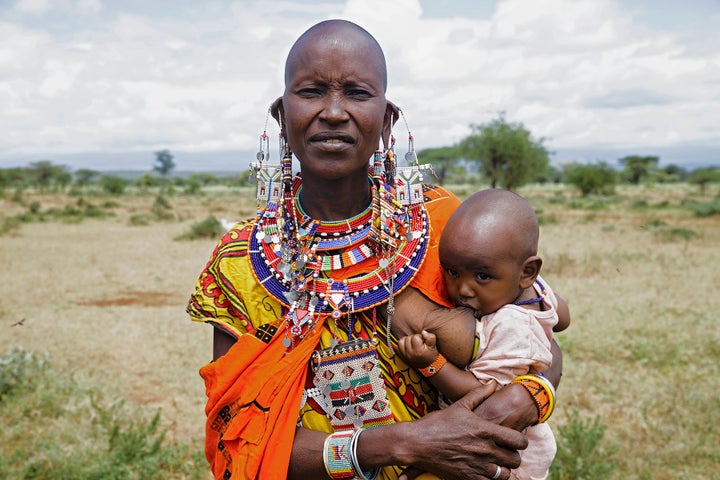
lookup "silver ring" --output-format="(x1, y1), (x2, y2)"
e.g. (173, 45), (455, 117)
(492, 465), (503, 480)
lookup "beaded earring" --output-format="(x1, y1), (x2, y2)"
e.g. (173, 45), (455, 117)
(395, 107), (433, 207)
(250, 108), (282, 206)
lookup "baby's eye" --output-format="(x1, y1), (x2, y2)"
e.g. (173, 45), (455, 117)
(475, 272), (492, 282)
(444, 267), (459, 278)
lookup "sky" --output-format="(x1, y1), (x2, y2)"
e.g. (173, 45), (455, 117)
(1, 0), (719, 172)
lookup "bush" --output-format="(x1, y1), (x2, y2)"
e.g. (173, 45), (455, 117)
(100, 175), (129, 195)
(549, 409), (618, 480)
(0, 346), (49, 402)
(692, 199), (720, 217)
(175, 215), (224, 241)
(564, 162), (617, 196)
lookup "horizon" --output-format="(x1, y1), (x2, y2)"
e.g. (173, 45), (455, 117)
(1, 144), (717, 174)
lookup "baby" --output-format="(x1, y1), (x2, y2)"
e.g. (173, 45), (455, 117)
(396, 188), (570, 480)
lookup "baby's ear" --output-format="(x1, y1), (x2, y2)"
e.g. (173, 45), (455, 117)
(520, 256), (542, 289)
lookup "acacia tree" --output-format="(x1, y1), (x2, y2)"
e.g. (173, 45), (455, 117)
(153, 149), (175, 178)
(459, 114), (549, 190)
(688, 166), (720, 192)
(618, 155), (659, 184)
(74, 168), (99, 189)
(29, 161), (72, 192)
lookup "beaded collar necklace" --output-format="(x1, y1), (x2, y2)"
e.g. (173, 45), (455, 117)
(248, 174), (429, 347)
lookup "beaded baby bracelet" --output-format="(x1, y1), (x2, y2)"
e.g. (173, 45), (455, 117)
(418, 352), (447, 377)
(512, 373), (556, 424)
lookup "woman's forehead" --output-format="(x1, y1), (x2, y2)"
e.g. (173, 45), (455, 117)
(285, 25), (387, 89)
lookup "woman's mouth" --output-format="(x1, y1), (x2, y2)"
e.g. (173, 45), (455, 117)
(309, 132), (355, 146)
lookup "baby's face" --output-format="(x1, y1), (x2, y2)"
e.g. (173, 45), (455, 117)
(439, 226), (523, 317)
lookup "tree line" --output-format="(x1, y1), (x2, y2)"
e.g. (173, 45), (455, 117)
(420, 114), (719, 195)
(2, 120), (719, 196)
(0, 150), (247, 196)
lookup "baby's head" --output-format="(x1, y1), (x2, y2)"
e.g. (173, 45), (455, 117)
(439, 189), (542, 316)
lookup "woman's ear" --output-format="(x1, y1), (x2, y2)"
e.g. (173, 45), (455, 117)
(270, 97), (284, 128)
(520, 255), (542, 289)
(381, 101), (400, 148)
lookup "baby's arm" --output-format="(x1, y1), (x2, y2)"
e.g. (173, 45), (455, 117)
(397, 330), (486, 402)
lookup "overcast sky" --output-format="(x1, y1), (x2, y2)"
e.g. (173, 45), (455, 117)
(1, 0), (719, 171)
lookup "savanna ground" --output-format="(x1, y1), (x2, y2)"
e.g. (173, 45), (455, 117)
(1, 182), (719, 479)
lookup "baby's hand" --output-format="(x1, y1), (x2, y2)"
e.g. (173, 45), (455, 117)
(397, 330), (439, 368)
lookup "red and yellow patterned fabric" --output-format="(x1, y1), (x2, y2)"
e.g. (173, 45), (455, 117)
(187, 184), (461, 480)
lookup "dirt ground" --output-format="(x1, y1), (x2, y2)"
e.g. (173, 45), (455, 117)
(1, 207), (223, 440)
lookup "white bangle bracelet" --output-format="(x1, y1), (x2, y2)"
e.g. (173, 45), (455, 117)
(350, 428), (379, 480)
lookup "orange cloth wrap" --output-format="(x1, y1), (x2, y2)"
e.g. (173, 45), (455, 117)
(200, 317), (325, 480)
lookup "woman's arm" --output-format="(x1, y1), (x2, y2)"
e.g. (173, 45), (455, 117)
(213, 327), (237, 360)
(288, 384), (527, 480)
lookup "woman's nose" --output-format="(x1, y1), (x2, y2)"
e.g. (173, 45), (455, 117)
(319, 92), (349, 124)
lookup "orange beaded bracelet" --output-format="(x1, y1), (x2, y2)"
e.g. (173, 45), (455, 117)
(418, 352), (447, 377)
(512, 374), (556, 424)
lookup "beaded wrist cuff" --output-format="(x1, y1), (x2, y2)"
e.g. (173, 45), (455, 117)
(324, 430), (355, 479)
(418, 352), (447, 378)
(512, 374), (556, 424)
(324, 429), (380, 480)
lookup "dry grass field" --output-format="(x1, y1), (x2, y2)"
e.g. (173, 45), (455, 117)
(1, 183), (719, 479)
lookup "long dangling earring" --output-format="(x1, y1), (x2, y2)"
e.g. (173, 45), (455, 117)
(395, 107), (432, 206)
(250, 107), (282, 208)
(280, 128), (293, 194)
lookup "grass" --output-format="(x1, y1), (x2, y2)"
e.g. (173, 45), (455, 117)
(0, 347), (208, 479)
(0, 182), (718, 479)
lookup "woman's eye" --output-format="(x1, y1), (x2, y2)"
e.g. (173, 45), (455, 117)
(347, 88), (372, 99)
(297, 88), (323, 98)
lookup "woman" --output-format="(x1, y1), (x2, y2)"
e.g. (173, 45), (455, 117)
(187, 19), (562, 480)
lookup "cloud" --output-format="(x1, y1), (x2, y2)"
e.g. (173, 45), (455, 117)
(0, 0), (718, 169)
(584, 89), (677, 109)
(14, 0), (50, 15)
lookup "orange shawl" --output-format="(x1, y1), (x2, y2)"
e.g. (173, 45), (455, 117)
(200, 316), (325, 480)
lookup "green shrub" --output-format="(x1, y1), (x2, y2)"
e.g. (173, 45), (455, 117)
(549, 409), (618, 480)
(692, 199), (720, 217)
(175, 215), (224, 241)
(129, 214), (151, 226)
(0, 217), (21, 236)
(100, 175), (129, 195)
(152, 194), (175, 221)
(653, 227), (698, 243)
(564, 162), (617, 196)
(0, 346), (49, 402)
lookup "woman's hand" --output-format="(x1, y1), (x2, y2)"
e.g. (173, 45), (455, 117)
(388, 384), (527, 480)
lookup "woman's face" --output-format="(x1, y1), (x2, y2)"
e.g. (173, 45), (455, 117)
(280, 29), (390, 182)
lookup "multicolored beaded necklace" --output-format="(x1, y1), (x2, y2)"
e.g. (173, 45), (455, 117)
(248, 172), (429, 348)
